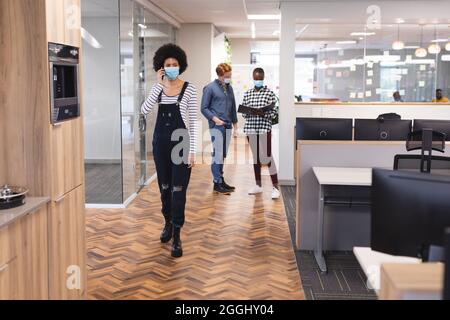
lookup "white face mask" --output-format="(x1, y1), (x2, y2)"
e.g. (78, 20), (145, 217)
(224, 78), (232, 85)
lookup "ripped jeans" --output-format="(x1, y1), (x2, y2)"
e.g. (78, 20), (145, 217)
(153, 103), (192, 228)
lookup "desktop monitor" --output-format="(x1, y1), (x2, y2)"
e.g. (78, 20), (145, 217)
(296, 118), (353, 141)
(414, 120), (450, 141)
(354, 119), (412, 141)
(372, 169), (450, 260)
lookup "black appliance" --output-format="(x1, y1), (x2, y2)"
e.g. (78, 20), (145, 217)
(48, 42), (80, 124)
(371, 169), (450, 261)
(354, 119), (412, 141)
(296, 118), (353, 141)
(414, 120), (450, 141)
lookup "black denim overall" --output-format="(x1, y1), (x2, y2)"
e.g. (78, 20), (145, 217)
(153, 82), (191, 227)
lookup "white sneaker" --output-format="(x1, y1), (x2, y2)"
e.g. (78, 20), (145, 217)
(248, 185), (263, 195)
(272, 187), (281, 200)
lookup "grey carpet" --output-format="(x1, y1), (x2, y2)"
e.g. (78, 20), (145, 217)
(85, 164), (123, 204)
(281, 186), (377, 300)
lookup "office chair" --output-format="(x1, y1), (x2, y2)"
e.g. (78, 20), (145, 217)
(394, 129), (450, 175)
(377, 113), (401, 121)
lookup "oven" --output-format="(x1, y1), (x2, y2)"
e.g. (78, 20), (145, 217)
(48, 42), (80, 124)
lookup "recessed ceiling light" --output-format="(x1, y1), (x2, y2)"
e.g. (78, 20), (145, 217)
(431, 39), (449, 43)
(251, 22), (256, 39)
(351, 32), (376, 36)
(336, 40), (357, 44)
(138, 24), (147, 29)
(248, 14), (281, 20)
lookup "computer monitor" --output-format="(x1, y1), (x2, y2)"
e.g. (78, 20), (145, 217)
(355, 119), (412, 141)
(296, 118), (353, 141)
(414, 120), (450, 141)
(372, 169), (450, 261)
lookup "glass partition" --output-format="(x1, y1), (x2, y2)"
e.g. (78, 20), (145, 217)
(82, 0), (122, 204)
(82, 0), (177, 205)
(295, 24), (450, 103)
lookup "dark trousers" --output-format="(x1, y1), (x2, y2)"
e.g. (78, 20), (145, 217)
(247, 132), (279, 187)
(153, 105), (191, 228)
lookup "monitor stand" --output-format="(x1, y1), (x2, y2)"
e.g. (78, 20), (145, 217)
(420, 245), (445, 262)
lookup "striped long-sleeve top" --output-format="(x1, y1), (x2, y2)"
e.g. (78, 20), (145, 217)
(141, 83), (198, 155)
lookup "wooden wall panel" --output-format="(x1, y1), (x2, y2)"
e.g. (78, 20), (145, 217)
(0, 207), (49, 300)
(49, 185), (86, 300)
(46, 0), (66, 44)
(63, 0), (81, 47)
(51, 118), (84, 199)
(46, 0), (81, 46)
(0, 0), (51, 197)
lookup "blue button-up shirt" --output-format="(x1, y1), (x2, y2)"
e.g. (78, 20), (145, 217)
(201, 80), (238, 129)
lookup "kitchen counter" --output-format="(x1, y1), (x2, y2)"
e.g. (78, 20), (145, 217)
(0, 197), (50, 230)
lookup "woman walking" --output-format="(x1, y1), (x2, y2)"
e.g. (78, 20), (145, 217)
(141, 44), (198, 258)
(242, 68), (280, 200)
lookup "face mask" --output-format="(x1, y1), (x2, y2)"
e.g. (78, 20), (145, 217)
(254, 80), (264, 88)
(165, 67), (180, 80)
(224, 78), (232, 85)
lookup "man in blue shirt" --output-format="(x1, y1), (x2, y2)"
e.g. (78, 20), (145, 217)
(201, 63), (238, 195)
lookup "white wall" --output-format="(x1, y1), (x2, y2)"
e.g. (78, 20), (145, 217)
(230, 38), (251, 65)
(279, 7), (297, 184)
(213, 32), (226, 80)
(82, 17), (122, 162)
(178, 23), (214, 154)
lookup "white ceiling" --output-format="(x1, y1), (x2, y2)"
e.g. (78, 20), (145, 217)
(81, 0), (450, 52)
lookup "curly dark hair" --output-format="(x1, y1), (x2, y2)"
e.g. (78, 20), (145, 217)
(153, 43), (188, 74)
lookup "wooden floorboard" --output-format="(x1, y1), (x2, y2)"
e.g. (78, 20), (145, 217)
(86, 138), (304, 300)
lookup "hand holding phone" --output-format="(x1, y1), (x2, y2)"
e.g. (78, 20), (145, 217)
(157, 68), (165, 85)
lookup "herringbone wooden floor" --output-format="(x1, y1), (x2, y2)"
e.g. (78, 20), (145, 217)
(86, 138), (304, 300)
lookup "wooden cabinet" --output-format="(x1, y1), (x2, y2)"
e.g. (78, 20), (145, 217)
(48, 185), (86, 300)
(46, 0), (81, 47)
(1, 0), (85, 300)
(380, 263), (444, 300)
(52, 118), (84, 199)
(0, 207), (49, 300)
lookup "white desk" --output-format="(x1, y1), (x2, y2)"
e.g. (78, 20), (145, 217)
(313, 167), (372, 186)
(313, 167), (373, 272)
(353, 247), (421, 292)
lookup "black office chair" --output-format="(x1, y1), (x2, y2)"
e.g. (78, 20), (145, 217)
(394, 129), (450, 175)
(377, 113), (401, 121)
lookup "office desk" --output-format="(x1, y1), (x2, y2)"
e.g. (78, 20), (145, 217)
(353, 247), (420, 292)
(296, 141), (450, 253)
(313, 167), (372, 272)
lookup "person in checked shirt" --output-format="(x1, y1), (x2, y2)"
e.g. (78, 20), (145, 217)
(242, 68), (280, 200)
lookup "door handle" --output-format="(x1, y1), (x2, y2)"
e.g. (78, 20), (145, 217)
(55, 194), (67, 203)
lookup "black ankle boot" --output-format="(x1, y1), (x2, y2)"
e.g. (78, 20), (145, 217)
(222, 178), (235, 192)
(160, 218), (173, 244)
(172, 226), (183, 258)
(214, 183), (231, 195)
